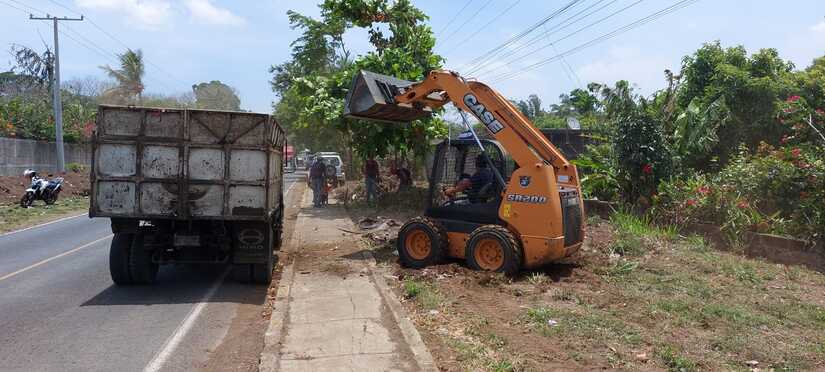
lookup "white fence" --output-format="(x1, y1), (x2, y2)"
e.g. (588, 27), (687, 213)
(0, 137), (91, 176)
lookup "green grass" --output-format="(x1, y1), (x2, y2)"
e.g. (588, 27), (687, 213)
(402, 279), (442, 310)
(655, 345), (696, 372)
(0, 196), (88, 233)
(524, 306), (642, 347)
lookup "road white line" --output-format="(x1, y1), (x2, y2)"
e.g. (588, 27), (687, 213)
(0, 213), (87, 238)
(0, 234), (112, 282)
(144, 179), (295, 371)
(143, 267), (230, 372)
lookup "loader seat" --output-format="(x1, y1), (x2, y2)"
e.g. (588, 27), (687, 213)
(425, 200), (501, 225)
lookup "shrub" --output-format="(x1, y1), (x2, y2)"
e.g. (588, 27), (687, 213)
(653, 144), (825, 242)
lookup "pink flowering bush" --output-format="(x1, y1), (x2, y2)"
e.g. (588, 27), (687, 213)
(654, 144), (825, 242)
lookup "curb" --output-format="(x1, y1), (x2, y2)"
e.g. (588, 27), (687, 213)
(259, 259), (295, 372)
(363, 250), (438, 372)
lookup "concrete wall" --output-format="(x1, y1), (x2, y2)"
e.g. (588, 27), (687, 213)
(0, 137), (91, 176)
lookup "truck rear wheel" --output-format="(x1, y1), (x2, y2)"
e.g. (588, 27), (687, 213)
(465, 225), (522, 276)
(129, 233), (158, 284)
(252, 260), (273, 284)
(110, 233), (134, 285)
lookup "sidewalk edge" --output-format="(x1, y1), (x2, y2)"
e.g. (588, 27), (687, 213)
(365, 251), (438, 372)
(259, 259), (294, 372)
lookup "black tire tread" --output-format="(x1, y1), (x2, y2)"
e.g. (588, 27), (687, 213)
(465, 225), (522, 276)
(396, 216), (447, 269)
(129, 233), (158, 284)
(109, 233), (134, 285)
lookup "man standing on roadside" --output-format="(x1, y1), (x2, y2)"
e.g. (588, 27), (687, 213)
(310, 156), (326, 207)
(364, 156), (380, 203)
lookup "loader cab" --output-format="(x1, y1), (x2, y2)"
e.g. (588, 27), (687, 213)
(425, 139), (515, 227)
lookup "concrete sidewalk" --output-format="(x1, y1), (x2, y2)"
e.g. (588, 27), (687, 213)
(260, 189), (435, 372)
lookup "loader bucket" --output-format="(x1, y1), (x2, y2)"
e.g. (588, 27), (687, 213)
(344, 70), (432, 123)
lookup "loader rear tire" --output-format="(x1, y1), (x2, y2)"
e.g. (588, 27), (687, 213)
(465, 225), (522, 276)
(397, 217), (446, 269)
(129, 233), (158, 285)
(110, 233), (134, 285)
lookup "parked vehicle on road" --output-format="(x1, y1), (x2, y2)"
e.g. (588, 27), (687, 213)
(89, 105), (286, 285)
(316, 152), (345, 186)
(20, 169), (64, 208)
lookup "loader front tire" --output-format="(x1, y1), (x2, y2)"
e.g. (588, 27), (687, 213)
(110, 233), (134, 285)
(397, 217), (446, 269)
(465, 225), (522, 276)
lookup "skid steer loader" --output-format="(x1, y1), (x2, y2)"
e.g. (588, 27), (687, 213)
(344, 70), (584, 275)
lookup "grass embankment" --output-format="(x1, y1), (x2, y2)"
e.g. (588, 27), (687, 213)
(0, 197), (89, 233)
(377, 211), (825, 371)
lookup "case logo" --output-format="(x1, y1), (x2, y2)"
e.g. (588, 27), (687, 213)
(463, 94), (504, 134)
(506, 194), (547, 204)
(519, 176), (531, 187)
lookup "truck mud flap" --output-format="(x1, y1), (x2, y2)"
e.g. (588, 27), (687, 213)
(232, 222), (272, 264)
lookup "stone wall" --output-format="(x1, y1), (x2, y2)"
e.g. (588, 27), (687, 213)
(0, 137), (91, 176)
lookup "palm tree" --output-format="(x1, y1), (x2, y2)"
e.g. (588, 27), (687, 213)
(100, 49), (144, 103)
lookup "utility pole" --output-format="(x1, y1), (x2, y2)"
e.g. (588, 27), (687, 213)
(29, 14), (84, 173)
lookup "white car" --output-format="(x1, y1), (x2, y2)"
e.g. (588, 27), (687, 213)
(317, 152), (345, 186)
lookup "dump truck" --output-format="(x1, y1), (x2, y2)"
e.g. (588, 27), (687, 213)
(89, 105), (286, 285)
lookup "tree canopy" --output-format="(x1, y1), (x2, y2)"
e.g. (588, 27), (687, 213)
(192, 80), (241, 111)
(271, 0), (446, 158)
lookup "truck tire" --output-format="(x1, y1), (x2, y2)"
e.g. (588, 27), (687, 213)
(252, 260), (273, 284)
(252, 228), (275, 284)
(110, 233), (134, 285)
(129, 233), (158, 284)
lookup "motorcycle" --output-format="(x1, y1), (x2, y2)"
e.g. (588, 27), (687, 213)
(20, 170), (64, 208)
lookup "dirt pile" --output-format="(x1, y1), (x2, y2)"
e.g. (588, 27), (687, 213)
(0, 170), (90, 205)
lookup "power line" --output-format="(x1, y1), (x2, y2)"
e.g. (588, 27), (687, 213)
(41, 0), (191, 91)
(459, 0), (585, 72)
(442, 0), (523, 55)
(5, 0), (45, 14)
(471, 0), (645, 77)
(0, 0), (29, 14)
(436, 0), (475, 37)
(439, 0), (496, 46)
(489, 0), (700, 83)
(466, 0), (618, 75)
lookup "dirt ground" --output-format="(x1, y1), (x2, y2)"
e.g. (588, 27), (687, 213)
(344, 188), (825, 371)
(0, 169), (90, 205)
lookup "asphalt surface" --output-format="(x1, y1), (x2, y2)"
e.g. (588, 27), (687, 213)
(0, 172), (302, 372)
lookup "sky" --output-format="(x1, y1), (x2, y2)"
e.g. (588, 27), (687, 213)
(1, 0), (823, 114)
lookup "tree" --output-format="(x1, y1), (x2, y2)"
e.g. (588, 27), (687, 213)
(100, 49), (145, 103)
(527, 94), (542, 118)
(271, 0), (446, 160)
(192, 81), (241, 111)
(677, 41), (796, 164)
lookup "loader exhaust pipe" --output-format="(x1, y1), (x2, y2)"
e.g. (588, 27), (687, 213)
(343, 70), (433, 123)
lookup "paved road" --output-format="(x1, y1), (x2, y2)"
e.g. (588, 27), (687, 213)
(0, 172), (303, 372)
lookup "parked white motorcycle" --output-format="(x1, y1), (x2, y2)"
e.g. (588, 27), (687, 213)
(20, 169), (64, 208)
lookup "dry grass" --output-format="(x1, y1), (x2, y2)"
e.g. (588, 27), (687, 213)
(0, 196), (89, 233)
(380, 210), (825, 371)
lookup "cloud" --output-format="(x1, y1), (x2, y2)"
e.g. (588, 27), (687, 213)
(75, 0), (172, 29)
(576, 46), (675, 95)
(183, 0), (245, 26)
(811, 21), (825, 33)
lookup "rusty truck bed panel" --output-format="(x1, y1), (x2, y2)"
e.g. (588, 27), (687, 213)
(90, 105), (285, 221)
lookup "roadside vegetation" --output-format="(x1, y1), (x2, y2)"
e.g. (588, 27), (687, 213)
(1, 45), (244, 143)
(0, 196), (88, 233)
(387, 212), (825, 371)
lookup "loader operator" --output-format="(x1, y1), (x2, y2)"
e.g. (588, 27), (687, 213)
(445, 154), (493, 203)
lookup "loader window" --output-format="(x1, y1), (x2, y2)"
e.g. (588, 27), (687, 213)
(429, 141), (509, 208)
